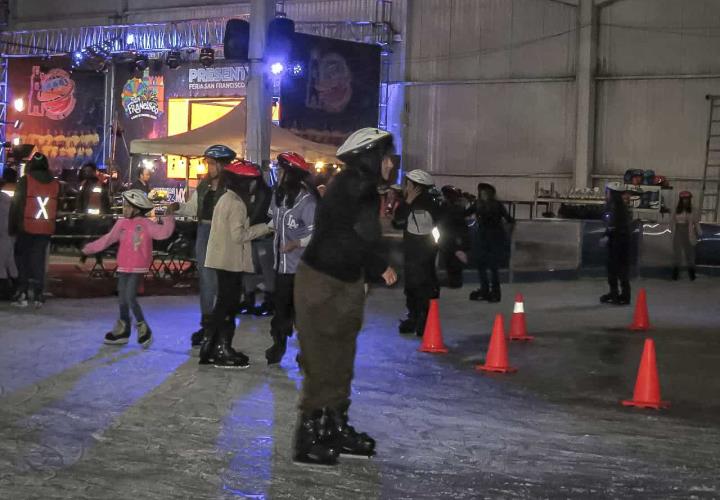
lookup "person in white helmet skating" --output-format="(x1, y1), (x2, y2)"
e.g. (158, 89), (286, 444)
(292, 128), (398, 466)
(392, 169), (442, 337)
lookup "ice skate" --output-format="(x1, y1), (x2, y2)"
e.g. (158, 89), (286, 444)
(137, 321), (153, 347)
(104, 320), (130, 345)
(329, 404), (376, 459)
(293, 409), (339, 467)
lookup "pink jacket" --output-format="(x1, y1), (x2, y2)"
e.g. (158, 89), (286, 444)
(83, 216), (175, 273)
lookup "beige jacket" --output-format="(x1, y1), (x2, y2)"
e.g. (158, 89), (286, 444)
(205, 190), (269, 272)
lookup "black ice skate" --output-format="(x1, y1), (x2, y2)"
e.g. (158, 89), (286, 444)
(329, 404), (376, 459)
(265, 331), (288, 365)
(212, 328), (250, 369)
(293, 409), (339, 467)
(104, 320), (131, 345)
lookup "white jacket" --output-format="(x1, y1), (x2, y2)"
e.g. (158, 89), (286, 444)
(205, 190), (269, 272)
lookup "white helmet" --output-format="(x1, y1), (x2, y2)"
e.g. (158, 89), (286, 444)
(405, 169), (434, 187)
(606, 181), (624, 192)
(122, 189), (154, 211)
(337, 127), (392, 160)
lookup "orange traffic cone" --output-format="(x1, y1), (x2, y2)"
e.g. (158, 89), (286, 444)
(622, 338), (669, 409)
(418, 299), (449, 354)
(509, 293), (534, 342)
(476, 314), (517, 373)
(629, 288), (651, 331)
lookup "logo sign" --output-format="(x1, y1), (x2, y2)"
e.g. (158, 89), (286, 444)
(122, 69), (164, 120)
(188, 65), (249, 91)
(28, 67), (77, 120)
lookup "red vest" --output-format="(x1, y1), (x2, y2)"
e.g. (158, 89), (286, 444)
(24, 175), (60, 235)
(84, 180), (103, 214)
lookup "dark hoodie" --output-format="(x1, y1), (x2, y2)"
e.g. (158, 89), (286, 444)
(302, 158), (388, 283)
(9, 155), (57, 236)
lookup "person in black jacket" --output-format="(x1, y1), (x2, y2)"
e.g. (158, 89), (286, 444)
(601, 182), (632, 305)
(76, 162), (112, 269)
(467, 183), (513, 303)
(438, 185), (469, 288)
(393, 169), (441, 337)
(292, 128), (398, 467)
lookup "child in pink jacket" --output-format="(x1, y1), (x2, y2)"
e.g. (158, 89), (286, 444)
(83, 189), (175, 347)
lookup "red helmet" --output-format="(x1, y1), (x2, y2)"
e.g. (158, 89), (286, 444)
(277, 152), (311, 173)
(679, 190), (692, 198)
(225, 159), (261, 178)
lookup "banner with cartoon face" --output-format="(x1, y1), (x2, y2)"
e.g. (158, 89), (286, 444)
(8, 57), (104, 174)
(280, 33), (381, 145)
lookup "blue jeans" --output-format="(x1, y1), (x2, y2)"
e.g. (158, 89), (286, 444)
(196, 222), (217, 317)
(118, 273), (145, 324)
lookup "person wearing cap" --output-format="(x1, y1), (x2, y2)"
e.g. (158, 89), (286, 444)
(83, 190), (176, 346)
(438, 185), (470, 289)
(199, 160), (271, 369)
(671, 191), (701, 281)
(9, 153), (61, 308)
(264, 152), (319, 365)
(76, 162), (112, 270)
(392, 169), (442, 337)
(131, 167), (152, 194)
(293, 128), (398, 466)
(601, 181), (632, 305)
(173, 145), (235, 348)
(467, 183), (514, 303)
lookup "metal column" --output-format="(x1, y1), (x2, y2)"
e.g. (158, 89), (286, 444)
(0, 56), (8, 176)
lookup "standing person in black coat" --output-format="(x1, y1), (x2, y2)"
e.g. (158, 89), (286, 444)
(392, 169), (441, 337)
(292, 128), (398, 466)
(438, 185), (469, 289)
(468, 183), (513, 303)
(601, 182), (632, 305)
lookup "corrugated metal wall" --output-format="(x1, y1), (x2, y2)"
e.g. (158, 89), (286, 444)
(402, 0), (577, 198)
(595, 0), (720, 187)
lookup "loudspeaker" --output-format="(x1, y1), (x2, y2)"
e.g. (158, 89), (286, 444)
(224, 19), (250, 60)
(267, 17), (295, 60)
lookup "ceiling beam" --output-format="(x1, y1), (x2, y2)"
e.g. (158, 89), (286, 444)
(544, 0), (578, 6)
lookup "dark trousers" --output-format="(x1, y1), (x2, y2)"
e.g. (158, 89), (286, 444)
(607, 236), (631, 297)
(213, 270), (244, 332)
(118, 272), (145, 324)
(294, 262), (365, 413)
(15, 233), (51, 299)
(271, 273), (295, 338)
(476, 251), (500, 291)
(439, 247), (464, 287)
(404, 256), (439, 335)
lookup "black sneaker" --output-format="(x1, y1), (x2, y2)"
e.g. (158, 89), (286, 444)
(137, 321), (153, 348)
(104, 320), (131, 345)
(600, 293), (618, 304)
(469, 289), (489, 301)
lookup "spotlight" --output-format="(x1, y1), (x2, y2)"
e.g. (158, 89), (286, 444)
(270, 62), (285, 75)
(199, 47), (215, 67)
(13, 98), (25, 112)
(166, 50), (182, 70)
(13, 119), (22, 129)
(134, 53), (149, 72)
(291, 62), (304, 78)
(12, 137), (21, 146)
(126, 33), (135, 46)
(72, 50), (84, 67)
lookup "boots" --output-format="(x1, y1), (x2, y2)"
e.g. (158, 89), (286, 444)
(238, 292), (256, 315)
(328, 403), (376, 459)
(293, 409), (339, 466)
(104, 319), (131, 345)
(398, 317), (416, 335)
(672, 267), (679, 281)
(265, 330), (288, 365)
(212, 326), (250, 369)
(689, 267), (696, 281)
(469, 286), (489, 301)
(198, 327), (218, 365)
(137, 321), (153, 347)
(253, 293), (275, 317)
(487, 286), (501, 303)
(190, 314), (212, 348)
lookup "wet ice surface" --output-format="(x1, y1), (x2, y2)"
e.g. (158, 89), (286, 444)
(1, 279), (719, 499)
